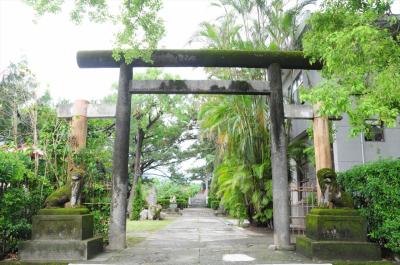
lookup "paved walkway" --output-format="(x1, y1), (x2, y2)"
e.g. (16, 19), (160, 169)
(101, 208), (314, 265)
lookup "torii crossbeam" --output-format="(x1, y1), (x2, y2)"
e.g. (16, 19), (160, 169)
(76, 49), (323, 251)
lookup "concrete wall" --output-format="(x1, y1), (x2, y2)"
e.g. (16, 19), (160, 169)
(333, 116), (400, 172)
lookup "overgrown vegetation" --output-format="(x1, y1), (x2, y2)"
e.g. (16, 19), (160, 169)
(338, 159), (400, 254)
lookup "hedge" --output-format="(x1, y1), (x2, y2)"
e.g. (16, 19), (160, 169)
(337, 159), (400, 254)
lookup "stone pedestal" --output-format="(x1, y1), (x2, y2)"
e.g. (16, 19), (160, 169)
(19, 208), (102, 261)
(296, 208), (380, 261)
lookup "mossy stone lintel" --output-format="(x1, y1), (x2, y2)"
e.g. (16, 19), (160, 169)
(38, 207), (90, 215)
(77, 49), (322, 70)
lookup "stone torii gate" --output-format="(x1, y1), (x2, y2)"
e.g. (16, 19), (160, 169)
(75, 49), (328, 251)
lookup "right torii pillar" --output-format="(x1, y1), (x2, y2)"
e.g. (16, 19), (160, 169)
(312, 106), (333, 202)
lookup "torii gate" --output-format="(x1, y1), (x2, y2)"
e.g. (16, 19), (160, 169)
(74, 49), (330, 251)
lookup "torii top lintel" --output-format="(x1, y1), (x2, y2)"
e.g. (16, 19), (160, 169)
(76, 49), (322, 70)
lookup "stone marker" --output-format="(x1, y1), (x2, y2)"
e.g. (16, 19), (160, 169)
(139, 209), (148, 221)
(169, 195), (177, 209)
(146, 186), (162, 220)
(146, 186), (157, 206)
(19, 208), (102, 261)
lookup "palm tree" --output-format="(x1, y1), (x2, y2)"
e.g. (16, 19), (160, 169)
(199, 95), (272, 224)
(195, 0), (316, 225)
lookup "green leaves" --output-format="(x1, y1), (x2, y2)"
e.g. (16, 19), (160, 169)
(302, 0), (400, 135)
(199, 95), (273, 225)
(25, 0), (165, 64)
(112, 0), (164, 63)
(0, 150), (27, 185)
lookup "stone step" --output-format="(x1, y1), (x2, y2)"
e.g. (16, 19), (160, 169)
(191, 198), (206, 202)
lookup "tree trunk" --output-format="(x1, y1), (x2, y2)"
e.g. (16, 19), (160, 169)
(127, 128), (144, 219)
(109, 63), (132, 250)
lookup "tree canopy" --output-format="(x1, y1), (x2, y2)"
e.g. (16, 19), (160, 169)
(25, 0), (164, 63)
(301, 0), (400, 135)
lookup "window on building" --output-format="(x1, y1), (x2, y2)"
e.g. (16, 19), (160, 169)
(364, 120), (385, 142)
(290, 73), (304, 104)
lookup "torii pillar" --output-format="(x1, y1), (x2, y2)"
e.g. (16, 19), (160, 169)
(70, 99), (89, 151)
(268, 63), (291, 250)
(69, 99), (89, 207)
(313, 106), (333, 203)
(108, 63), (132, 250)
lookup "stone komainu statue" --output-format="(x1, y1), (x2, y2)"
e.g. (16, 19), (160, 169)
(44, 167), (84, 208)
(317, 168), (353, 208)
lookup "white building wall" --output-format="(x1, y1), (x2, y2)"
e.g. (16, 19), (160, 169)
(333, 116), (400, 172)
(283, 69), (400, 173)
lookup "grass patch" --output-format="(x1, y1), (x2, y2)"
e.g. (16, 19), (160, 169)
(126, 219), (174, 233)
(126, 236), (146, 247)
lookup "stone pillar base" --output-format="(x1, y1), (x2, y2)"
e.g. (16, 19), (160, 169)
(296, 208), (381, 261)
(296, 236), (380, 261)
(19, 237), (103, 261)
(19, 208), (103, 261)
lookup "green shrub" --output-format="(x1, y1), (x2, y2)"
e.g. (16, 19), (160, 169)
(130, 180), (145, 221)
(176, 199), (188, 209)
(85, 200), (110, 242)
(153, 180), (200, 206)
(157, 198), (170, 209)
(210, 200), (220, 210)
(337, 159), (400, 254)
(0, 150), (49, 255)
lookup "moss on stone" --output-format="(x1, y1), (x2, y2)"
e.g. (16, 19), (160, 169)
(296, 237), (381, 260)
(295, 236), (312, 256)
(38, 207), (89, 215)
(44, 185), (71, 208)
(306, 211), (367, 241)
(337, 192), (354, 208)
(310, 208), (359, 216)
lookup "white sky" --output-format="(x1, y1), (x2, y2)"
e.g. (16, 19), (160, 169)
(0, 0), (222, 102)
(1, 0), (400, 102)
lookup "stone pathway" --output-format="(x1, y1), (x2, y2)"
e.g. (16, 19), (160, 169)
(98, 208), (315, 265)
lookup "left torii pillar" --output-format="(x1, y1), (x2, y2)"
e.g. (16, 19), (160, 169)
(109, 63), (132, 250)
